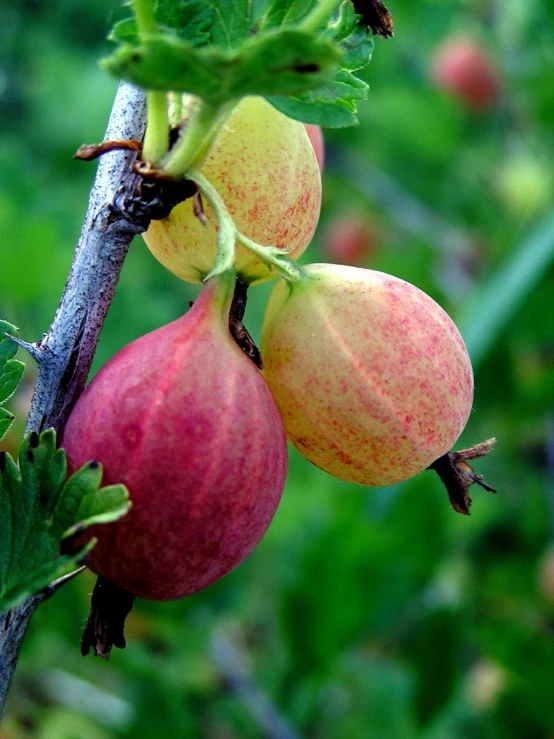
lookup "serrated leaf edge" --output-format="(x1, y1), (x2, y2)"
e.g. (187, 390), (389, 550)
(0, 429), (131, 612)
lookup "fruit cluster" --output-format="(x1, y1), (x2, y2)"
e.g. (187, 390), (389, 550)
(63, 97), (474, 602)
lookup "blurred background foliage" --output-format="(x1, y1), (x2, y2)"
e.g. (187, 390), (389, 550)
(1, 0), (554, 737)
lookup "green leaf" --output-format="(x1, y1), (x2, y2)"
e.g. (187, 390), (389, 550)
(267, 70), (369, 127)
(103, 29), (340, 102)
(0, 408), (15, 440)
(0, 546), (96, 614)
(267, 1), (373, 126)
(0, 429), (131, 614)
(0, 360), (25, 406)
(0, 321), (20, 364)
(114, 0), (323, 48)
(329, 0), (374, 72)
(104, 0), (373, 124)
(0, 451), (20, 586)
(51, 461), (130, 540)
(0, 320), (25, 440)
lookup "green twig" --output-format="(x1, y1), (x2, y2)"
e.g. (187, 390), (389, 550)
(298, 0), (339, 33)
(133, 0), (156, 36)
(132, 0), (169, 164)
(185, 171), (304, 284)
(185, 170), (237, 278)
(162, 99), (238, 177)
(143, 91), (169, 164)
(170, 93), (183, 128)
(235, 233), (304, 283)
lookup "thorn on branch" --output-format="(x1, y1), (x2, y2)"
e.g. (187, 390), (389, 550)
(428, 438), (497, 515)
(47, 566), (86, 594)
(73, 139), (144, 161)
(5, 333), (43, 362)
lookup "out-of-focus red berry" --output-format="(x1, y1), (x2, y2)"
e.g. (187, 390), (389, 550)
(304, 124), (325, 172)
(322, 213), (378, 266)
(430, 36), (501, 112)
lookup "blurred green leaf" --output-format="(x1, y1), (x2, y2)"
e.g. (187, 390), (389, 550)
(459, 211), (554, 370)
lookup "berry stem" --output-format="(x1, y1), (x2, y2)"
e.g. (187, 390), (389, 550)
(235, 233), (304, 283)
(170, 93), (183, 128)
(298, 0), (339, 33)
(186, 170), (305, 285)
(185, 171), (245, 317)
(132, 0), (169, 164)
(162, 98), (238, 178)
(186, 170), (236, 279)
(143, 91), (169, 164)
(133, 0), (156, 36)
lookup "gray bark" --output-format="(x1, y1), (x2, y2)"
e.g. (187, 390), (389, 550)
(0, 81), (146, 722)
(0, 593), (47, 717)
(25, 81), (147, 436)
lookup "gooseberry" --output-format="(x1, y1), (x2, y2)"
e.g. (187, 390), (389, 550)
(322, 212), (379, 266)
(62, 277), (288, 600)
(260, 264), (474, 486)
(143, 97), (322, 285)
(430, 36), (500, 112)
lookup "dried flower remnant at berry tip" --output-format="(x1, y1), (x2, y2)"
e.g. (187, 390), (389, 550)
(429, 438), (497, 516)
(352, 0), (394, 38)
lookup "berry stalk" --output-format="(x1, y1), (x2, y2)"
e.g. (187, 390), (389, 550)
(132, 0), (169, 164)
(162, 98), (239, 177)
(185, 169), (305, 284)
